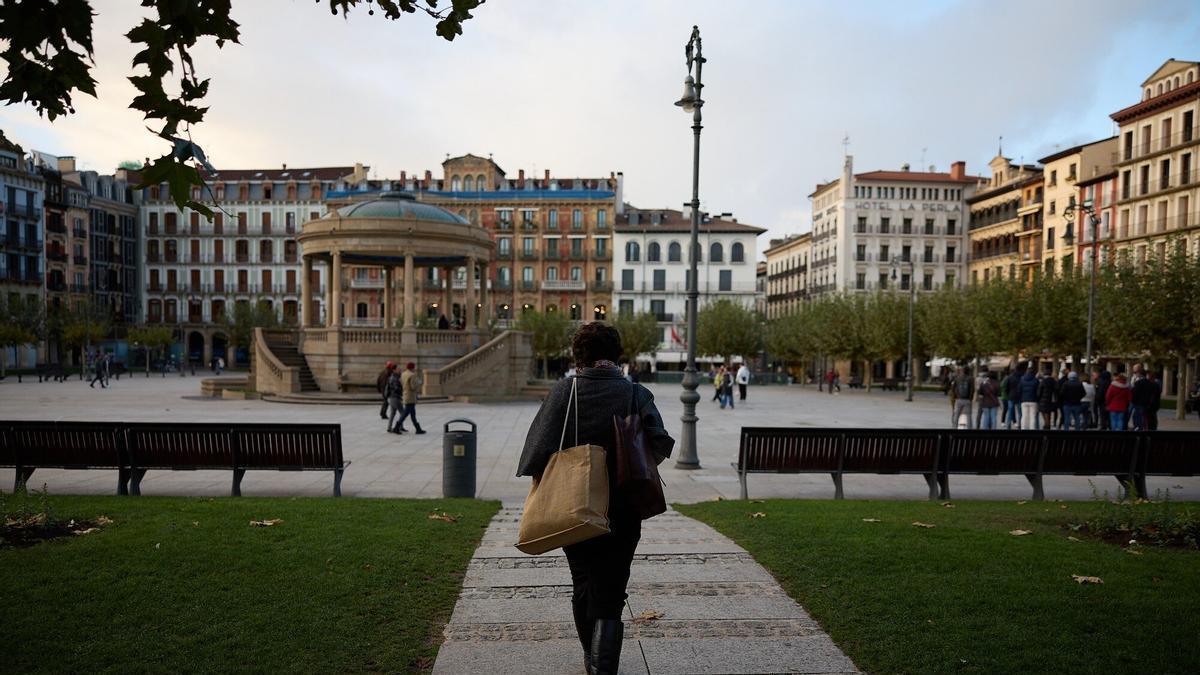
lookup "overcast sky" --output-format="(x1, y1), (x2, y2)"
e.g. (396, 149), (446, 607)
(4, 0), (1200, 249)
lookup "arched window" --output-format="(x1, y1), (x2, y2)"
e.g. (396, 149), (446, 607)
(1173, 76), (1180, 89)
(1157, 82), (1163, 95)
(625, 241), (640, 262)
(570, 266), (582, 281)
(647, 241), (661, 262)
(451, 175), (461, 191)
(477, 174), (487, 191)
(731, 242), (745, 263)
(1145, 87), (1152, 100)
(469, 209), (479, 224)
(1188, 71), (1195, 84)
(668, 241), (681, 262)
(710, 242), (724, 262)
(463, 175), (474, 191)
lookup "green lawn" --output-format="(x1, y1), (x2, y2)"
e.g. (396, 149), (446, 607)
(677, 499), (1200, 675)
(0, 495), (497, 673)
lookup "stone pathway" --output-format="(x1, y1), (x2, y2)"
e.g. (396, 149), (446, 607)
(433, 506), (858, 675)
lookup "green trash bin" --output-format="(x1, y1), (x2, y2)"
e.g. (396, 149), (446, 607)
(443, 418), (477, 498)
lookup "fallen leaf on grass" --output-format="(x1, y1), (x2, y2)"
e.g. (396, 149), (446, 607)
(95, 515), (113, 526)
(911, 521), (936, 528)
(72, 528), (100, 535)
(748, 512), (767, 519)
(429, 511), (458, 523)
(710, 496), (724, 502)
(250, 519), (283, 527)
(154, 543), (160, 549)
(1009, 529), (1033, 536)
(632, 610), (664, 624)
(1067, 536), (1081, 542)
(1016, 501), (1027, 505)
(192, 521), (200, 527)
(362, 563), (375, 571)
(1071, 575), (1104, 585)
(861, 518), (882, 523)
(1152, 576), (1162, 583)
(1126, 548), (1143, 556)
(941, 502), (956, 508)
(1059, 504), (1069, 510)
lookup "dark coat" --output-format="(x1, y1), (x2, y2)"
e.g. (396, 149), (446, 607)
(517, 368), (675, 517)
(1060, 379), (1086, 406)
(376, 368), (392, 395)
(1037, 377), (1058, 412)
(1018, 373), (1039, 403)
(1095, 372), (1112, 408)
(1131, 377), (1157, 408)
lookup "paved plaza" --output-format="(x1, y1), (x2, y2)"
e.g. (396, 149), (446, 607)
(2, 374), (1197, 502)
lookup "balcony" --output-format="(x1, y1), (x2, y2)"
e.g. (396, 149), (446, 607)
(544, 249), (561, 260)
(519, 250), (539, 261)
(519, 280), (538, 291)
(496, 221), (513, 231)
(47, 220), (67, 234)
(653, 312), (675, 322)
(521, 221), (538, 231)
(422, 279), (444, 291)
(70, 283), (87, 293)
(1122, 126), (1200, 163)
(46, 249), (69, 263)
(46, 277), (66, 292)
(542, 279), (586, 291)
(494, 279), (513, 290)
(591, 280), (612, 292)
(592, 251), (611, 261)
(260, 254), (273, 263)
(235, 254), (250, 263)
(568, 250), (586, 261)
(72, 228), (87, 239)
(350, 277), (385, 289)
(497, 250), (513, 261)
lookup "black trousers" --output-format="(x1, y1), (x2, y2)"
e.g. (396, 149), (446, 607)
(379, 395), (389, 418)
(563, 517), (641, 620)
(738, 383), (747, 400)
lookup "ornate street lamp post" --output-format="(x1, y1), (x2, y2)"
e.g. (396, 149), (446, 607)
(890, 256), (916, 402)
(1062, 200), (1101, 373)
(674, 26), (704, 470)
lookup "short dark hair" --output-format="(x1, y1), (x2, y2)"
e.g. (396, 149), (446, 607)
(572, 322), (622, 367)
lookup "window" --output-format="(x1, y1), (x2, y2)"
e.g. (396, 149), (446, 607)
(650, 299), (666, 319)
(731, 242), (745, 262)
(625, 241), (640, 262)
(451, 176), (461, 191)
(925, 218), (934, 234)
(923, 273), (933, 290)
(647, 241), (661, 262)
(498, 238), (511, 255)
(947, 219), (957, 235)
(902, 218), (912, 234)
(545, 267), (558, 281)
(477, 174), (487, 191)
(855, 244), (866, 261)
(522, 237), (535, 254)
(946, 245), (956, 263)
(856, 216), (867, 233)
(718, 270), (732, 291)
(855, 272), (865, 290)
(463, 175), (474, 191)
(652, 269), (666, 291)
(570, 266), (582, 281)
(521, 267), (534, 282)
(668, 241), (682, 262)
(619, 299), (634, 317)
(1049, 169), (1057, 186)
(595, 239), (607, 257)
(880, 217), (890, 234)
(710, 242), (723, 262)
(571, 238), (583, 257)
(572, 209), (582, 229)
(879, 244), (889, 261)
(901, 245), (911, 262)
(878, 273), (888, 290)
(597, 209), (607, 229)
(548, 210), (558, 229)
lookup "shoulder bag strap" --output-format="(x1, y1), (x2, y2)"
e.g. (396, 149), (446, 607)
(558, 377), (578, 451)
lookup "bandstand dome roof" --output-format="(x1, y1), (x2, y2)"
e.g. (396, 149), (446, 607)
(337, 191), (467, 224)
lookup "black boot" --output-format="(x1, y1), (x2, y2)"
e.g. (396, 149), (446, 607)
(572, 601), (593, 673)
(588, 619), (623, 675)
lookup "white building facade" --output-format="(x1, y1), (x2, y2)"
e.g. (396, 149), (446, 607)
(809, 156), (977, 296)
(613, 207), (764, 369)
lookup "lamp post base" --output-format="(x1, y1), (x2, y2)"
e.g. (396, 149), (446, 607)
(675, 365), (702, 470)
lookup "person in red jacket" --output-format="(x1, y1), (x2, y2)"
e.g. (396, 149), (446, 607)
(1105, 373), (1133, 431)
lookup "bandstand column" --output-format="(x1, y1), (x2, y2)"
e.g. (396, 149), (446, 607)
(331, 251), (342, 328)
(403, 254), (415, 328)
(383, 266), (393, 327)
(480, 261), (490, 326)
(465, 256), (477, 330)
(301, 255), (313, 327)
(442, 266), (452, 322)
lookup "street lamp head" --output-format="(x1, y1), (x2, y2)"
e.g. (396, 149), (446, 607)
(675, 75), (699, 113)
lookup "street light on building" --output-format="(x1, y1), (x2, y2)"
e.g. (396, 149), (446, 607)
(1062, 200), (1100, 373)
(890, 256), (916, 402)
(673, 26), (705, 470)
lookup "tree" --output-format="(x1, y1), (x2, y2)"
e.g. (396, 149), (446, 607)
(695, 299), (760, 365)
(611, 312), (660, 363)
(0, 295), (39, 378)
(1, 0), (483, 213)
(127, 325), (175, 376)
(917, 285), (984, 365)
(221, 301), (280, 352)
(516, 309), (574, 378)
(765, 305), (821, 380)
(968, 276), (1032, 366)
(864, 290), (925, 389)
(1136, 240), (1200, 419)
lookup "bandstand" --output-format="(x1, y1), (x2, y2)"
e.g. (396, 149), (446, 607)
(252, 192), (532, 398)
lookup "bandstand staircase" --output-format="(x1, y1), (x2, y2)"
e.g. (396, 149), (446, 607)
(262, 332), (319, 392)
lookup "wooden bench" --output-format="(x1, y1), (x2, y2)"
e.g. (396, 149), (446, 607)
(124, 423), (348, 496)
(1, 422), (128, 493)
(735, 427), (1198, 501)
(1, 421), (348, 497)
(735, 427), (940, 499)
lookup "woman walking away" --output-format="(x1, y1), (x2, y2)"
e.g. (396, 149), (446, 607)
(517, 322), (675, 674)
(384, 368), (405, 434)
(1105, 373), (1132, 431)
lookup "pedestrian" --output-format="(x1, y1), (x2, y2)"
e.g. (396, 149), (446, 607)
(1056, 367), (1071, 429)
(89, 353), (108, 389)
(1037, 369), (1058, 430)
(719, 367), (735, 410)
(978, 371), (1000, 429)
(1019, 365), (1039, 429)
(1059, 371), (1086, 431)
(377, 361), (396, 420)
(393, 362), (427, 434)
(712, 366), (724, 402)
(216, 356), (225, 375)
(949, 366), (974, 429)
(385, 367), (405, 434)
(1094, 370), (1112, 429)
(1004, 365), (1024, 430)
(824, 368), (835, 395)
(736, 362), (750, 401)
(1130, 369), (1156, 431)
(516, 321), (675, 674)
(1144, 371), (1162, 431)
(1105, 373), (1133, 431)
(1080, 374), (1096, 429)
(998, 368), (1011, 426)
(832, 370), (842, 393)
(1188, 380), (1200, 421)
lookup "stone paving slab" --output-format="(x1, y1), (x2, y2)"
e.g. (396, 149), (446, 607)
(434, 508), (859, 674)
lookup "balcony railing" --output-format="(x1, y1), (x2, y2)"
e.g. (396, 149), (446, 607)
(592, 251), (611, 261)
(568, 251), (586, 261)
(1122, 125), (1200, 162)
(520, 250), (538, 260)
(591, 280), (612, 292)
(519, 280), (538, 291)
(542, 279), (586, 291)
(350, 277), (385, 289)
(497, 221), (513, 231)
(46, 250), (69, 262)
(72, 227), (87, 238)
(544, 249), (561, 260)
(497, 250), (513, 260)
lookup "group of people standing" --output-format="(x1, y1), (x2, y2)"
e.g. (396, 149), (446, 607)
(710, 363), (750, 409)
(948, 362), (1165, 431)
(375, 361), (426, 435)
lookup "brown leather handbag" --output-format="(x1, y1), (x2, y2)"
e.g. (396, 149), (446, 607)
(613, 384), (666, 520)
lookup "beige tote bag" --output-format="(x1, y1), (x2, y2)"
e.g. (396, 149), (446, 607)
(516, 378), (610, 555)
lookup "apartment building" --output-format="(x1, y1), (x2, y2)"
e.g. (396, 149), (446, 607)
(1036, 137), (1118, 274)
(1110, 58), (1200, 264)
(35, 155), (92, 314)
(763, 232), (811, 319)
(808, 155), (975, 297)
(63, 161), (140, 324)
(613, 207), (763, 367)
(1074, 169), (1119, 270)
(967, 154), (1042, 284)
(0, 133), (45, 309)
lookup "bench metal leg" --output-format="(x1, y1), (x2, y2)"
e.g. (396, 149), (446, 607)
(831, 472), (844, 500)
(937, 473), (950, 501)
(1134, 474), (1148, 500)
(333, 469), (344, 497)
(232, 469), (246, 497)
(117, 468), (130, 496)
(1115, 474), (1137, 500)
(923, 473), (938, 501)
(129, 469), (147, 496)
(14, 466), (35, 492)
(1025, 474), (1045, 501)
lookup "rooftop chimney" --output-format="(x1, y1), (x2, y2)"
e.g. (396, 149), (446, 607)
(57, 156), (77, 173)
(518, 169), (525, 187)
(545, 169), (550, 183)
(282, 163), (287, 171)
(901, 163), (910, 172)
(950, 161), (966, 180)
